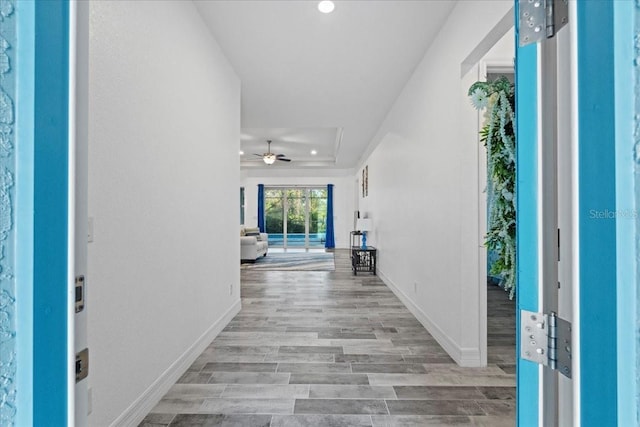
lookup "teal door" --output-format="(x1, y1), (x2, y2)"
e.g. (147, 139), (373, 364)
(514, 10), (542, 424)
(515, 0), (637, 425)
(12, 0), (73, 425)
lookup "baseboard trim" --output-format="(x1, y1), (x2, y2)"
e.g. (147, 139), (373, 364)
(110, 299), (242, 427)
(376, 269), (481, 367)
(459, 347), (482, 367)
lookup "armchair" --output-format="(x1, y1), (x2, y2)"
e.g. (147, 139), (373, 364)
(240, 226), (268, 262)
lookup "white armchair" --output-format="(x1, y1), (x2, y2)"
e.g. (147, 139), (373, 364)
(240, 226), (268, 262)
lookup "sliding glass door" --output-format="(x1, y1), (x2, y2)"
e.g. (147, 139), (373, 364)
(265, 189), (284, 246)
(309, 189), (327, 246)
(265, 187), (327, 248)
(286, 189), (306, 247)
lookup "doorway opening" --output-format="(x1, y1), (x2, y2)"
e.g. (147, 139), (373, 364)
(482, 65), (517, 373)
(462, 18), (516, 380)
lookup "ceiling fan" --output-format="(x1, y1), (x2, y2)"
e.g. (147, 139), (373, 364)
(254, 140), (291, 164)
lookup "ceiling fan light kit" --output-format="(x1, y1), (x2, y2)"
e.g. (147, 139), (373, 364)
(263, 153), (276, 165)
(254, 140), (291, 165)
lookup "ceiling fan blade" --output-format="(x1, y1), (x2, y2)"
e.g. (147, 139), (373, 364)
(253, 153), (263, 157)
(277, 158), (291, 162)
(276, 154), (287, 158)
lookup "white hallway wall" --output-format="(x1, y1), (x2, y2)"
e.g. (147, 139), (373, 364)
(357, 1), (513, 366)
(87, 1), (240, 424)
(242, 170), (355, 249)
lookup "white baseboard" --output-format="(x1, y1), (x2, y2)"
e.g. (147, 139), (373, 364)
(459, 347), (482, 367)
(376, 269), (481, 367)
(110, 299), (242, 427)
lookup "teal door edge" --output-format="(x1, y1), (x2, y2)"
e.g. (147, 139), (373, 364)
(32, 0), (71, 425)
(577, 1), (618, 425)
(514, 1), (540, 425)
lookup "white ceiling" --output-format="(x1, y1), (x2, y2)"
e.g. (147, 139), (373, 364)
(194, 0), (457, 170)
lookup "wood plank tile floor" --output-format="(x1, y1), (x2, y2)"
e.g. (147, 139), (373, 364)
(141, 250), (515, 426)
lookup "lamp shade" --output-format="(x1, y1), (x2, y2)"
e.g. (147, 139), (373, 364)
(356, 218), (372, 231)
(263, 154), (276, 165)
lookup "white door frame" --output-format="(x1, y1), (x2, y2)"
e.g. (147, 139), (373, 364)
(73, 0), (90, 424)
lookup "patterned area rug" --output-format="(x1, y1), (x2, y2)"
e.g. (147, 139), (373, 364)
(241, 252), (335, 271)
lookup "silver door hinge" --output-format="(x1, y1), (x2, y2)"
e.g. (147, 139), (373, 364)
(519, 0), (569, 47)
(521, 310), (572, 378)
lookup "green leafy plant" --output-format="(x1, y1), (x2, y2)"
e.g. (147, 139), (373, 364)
(468, 76), (516, 299)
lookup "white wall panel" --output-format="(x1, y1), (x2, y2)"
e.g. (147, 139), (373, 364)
(356, 1), (513, 366)
(87, 2), (240, 424)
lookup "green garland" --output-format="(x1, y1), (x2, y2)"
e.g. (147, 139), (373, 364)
(468, 76), (516, 299)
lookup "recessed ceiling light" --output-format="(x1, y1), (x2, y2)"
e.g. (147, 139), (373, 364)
(318, 1), (335, 14)
(239, 150), (244, 155)
(311, 150), (318, 155)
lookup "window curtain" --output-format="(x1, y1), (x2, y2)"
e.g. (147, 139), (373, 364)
(257, 184), (265, 232)
(325, 184), (335, 249)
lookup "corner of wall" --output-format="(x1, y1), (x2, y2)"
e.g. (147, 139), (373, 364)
(376, 269), (481, 367)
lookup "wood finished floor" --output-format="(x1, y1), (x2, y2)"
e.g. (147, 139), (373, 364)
(141, 250), (515, 427)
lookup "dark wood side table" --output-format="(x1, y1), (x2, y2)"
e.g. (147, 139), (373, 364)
(351, 246), (376, 275)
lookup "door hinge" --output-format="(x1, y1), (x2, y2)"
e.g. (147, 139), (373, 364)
(520, 310), (572, 378)
(519, 0), (569, 47)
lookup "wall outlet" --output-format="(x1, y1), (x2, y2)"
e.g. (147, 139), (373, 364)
(413, 282), (418, 293)
(229, 283), (233, 296)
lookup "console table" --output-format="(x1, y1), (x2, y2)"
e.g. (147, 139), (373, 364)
(351, 246), (376, 275)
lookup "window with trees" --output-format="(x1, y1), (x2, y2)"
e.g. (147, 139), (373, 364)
(264, 187), (327, 248)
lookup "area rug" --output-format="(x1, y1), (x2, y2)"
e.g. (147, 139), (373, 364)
(241, 252), (335, 271)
